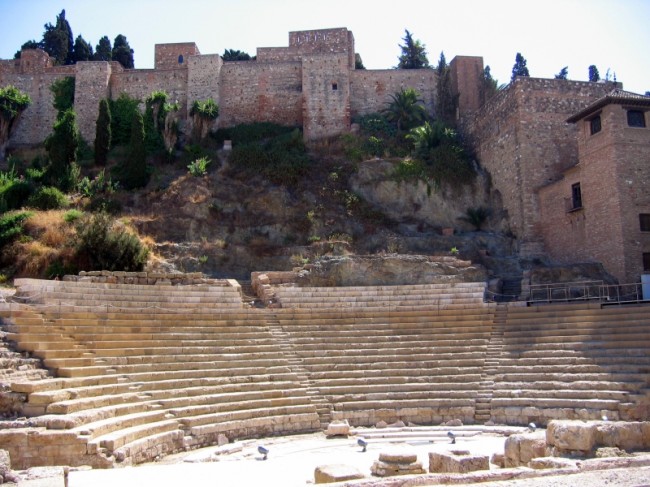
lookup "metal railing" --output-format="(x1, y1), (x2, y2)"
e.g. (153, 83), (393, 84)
(527, 280), (646, 305)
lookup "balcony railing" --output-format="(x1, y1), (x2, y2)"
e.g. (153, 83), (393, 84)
(527, 281), (645, 305)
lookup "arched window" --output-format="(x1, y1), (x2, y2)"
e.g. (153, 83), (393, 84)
(178, 54), (184, 64)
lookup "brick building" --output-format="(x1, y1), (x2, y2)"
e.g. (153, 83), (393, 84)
(538, 89), (650, 283)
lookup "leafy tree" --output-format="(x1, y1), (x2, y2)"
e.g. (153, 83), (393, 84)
(383, 88), (427, 132)
(145, 91), (179, 153)
(222, 49), (252, 61)
(108, 93), (140, 146)
(42, 9), (74, 65)
(95, 99), (111, 166)
(588, 65), (600, 82)
(435, 52), (457, 126)
(0, 85), (31, 161)
(94, 36), (112, 62)
(555, 66), (568, 80)
(73, 35), (93, 62)
(190, 99), (219, 141)
(397, 30), (430, 69)
(511, 52), (530, 81)
(117, 111), (148, 189)
(50, 77), (75, 117)
(482, 65), (503, 101)
(112, 35), (134, 69)
(355, 54), (366, 70)
(14, 40), (41, 59)
(44, 108), (80, 191)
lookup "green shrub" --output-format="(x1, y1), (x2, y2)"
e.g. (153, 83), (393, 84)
(76, 213), (149, 271)
(214, 122), (296, 146)
(27, 186), (69, 210)
(188, 157), (210, 177)
(458, 206), (491, 230)
(0, 179), (33, 211)
(0, 211), (32, 248)
(44, 108), (80, 191)
(88, 196), (122, 214)
(63, 209), (83, 223)
(114, 111), (149, 189)
(50, 77), (75, 116)
(229, 129), (310, 186)
(95, 98), (111, 165)
(109, 93), (140, 147)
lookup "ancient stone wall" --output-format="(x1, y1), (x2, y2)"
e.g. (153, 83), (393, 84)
(350, 69), (437, 119)
(0, 73), (69, 147)
(110, 68), (189, 116)
(302, 53), (351, 140)
(289, 28), (355, 68)
(450, 56), (484, 119)
(218, 61), (303, 128)
(155, 42), (200, 70)
(468, 78), (616, 246)
(74, 62), (112, 142)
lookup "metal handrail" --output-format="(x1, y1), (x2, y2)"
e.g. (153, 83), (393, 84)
(527, 281), (645, 305)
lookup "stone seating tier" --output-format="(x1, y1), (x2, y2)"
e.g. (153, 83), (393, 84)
(2, 279), (649, 468)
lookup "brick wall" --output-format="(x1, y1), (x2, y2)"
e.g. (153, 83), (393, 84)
(450, 56), (484, 118)
(539, 101), (650, 283)
(350, 69), (437, 119)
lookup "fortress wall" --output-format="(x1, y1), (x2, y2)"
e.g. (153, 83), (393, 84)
(0, 73), (70, 147)
(218, 61), (303, 128)
(187, 54), (222, 107)
(302, 53), (350, 140)
(110, 68), (189, 116)
(155, 42), (200, 70)
(0, 59), (20, 75)
(256, 47), (303, 63)
(74, 62), (112, 142)
(468, 78), (616, 243)
(289, 28), (355, 69)
(350, 69), (437, 119)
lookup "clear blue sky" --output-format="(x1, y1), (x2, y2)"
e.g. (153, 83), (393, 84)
(1, 0), (648, 94)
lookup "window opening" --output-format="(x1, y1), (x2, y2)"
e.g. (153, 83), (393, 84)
(627, 110), (646, 128)
(640, 214), (650, 232)
(571, 182), (582, 210)
(589, 115), (601, 135)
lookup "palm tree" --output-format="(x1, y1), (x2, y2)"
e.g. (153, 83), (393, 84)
(383, 88), (427, 133)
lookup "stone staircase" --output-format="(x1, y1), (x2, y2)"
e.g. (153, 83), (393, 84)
(474, 303), (507, 422)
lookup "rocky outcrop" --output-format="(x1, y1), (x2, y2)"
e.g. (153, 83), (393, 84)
(294, 255), (487, 287)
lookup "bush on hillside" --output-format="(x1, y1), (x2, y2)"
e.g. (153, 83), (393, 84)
(76, 212), (148, 271)
(0, 211), (33, 248)
(26, 186), (69, 210)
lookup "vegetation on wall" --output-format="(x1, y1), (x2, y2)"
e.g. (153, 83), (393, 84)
(383, 88), (427, 133)
(0, 85), (31, 161)
(435, 52), (458, 126)
(222, 49), (254, 61)
(144, 90), (179, 154)
(190, 99), (219, 142)
(94, 99), (111, 166)
(115, 111), (148, 189)
(50, 77), (76, 116)
(109, 93), (140, 147)
(44, 108), (80, 192)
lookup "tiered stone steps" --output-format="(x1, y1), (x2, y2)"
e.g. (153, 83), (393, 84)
(273, 282), (486, 311)
(13, 278), (245, 312)
(491, 303), (650, 425)
(1, 280), (319, 468)
(271, 283), (494, 427)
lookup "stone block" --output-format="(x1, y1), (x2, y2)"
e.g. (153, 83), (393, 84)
(314, 464), (364, 484)
(595, 422), (645, 451)
(504, 431), (547, 467)
(429, 450), (489, 474)
(325, 420), (350, 437)
(546, 420), (596, 452)
(372, 448), (424, 477)
(529, 457), (577, 469)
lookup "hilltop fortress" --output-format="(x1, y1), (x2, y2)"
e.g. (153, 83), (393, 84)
(1, 27), (649, 284)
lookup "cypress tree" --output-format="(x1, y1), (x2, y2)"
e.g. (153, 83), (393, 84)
(95, 99), (111, 166)
(119, 111), (148, 189)
(44, 108), (79, 191)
